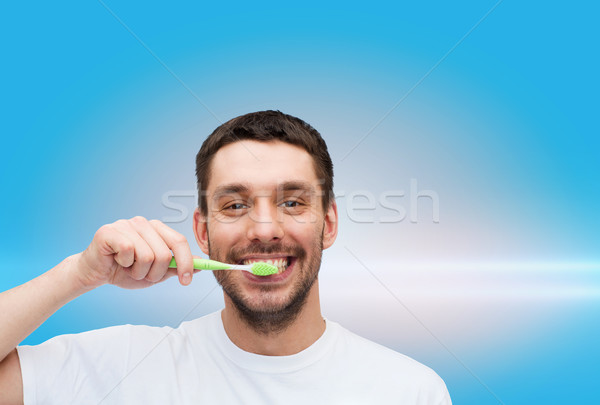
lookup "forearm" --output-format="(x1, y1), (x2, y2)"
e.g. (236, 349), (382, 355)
(0, 253), (89, 362)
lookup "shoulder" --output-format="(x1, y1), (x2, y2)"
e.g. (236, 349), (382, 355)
(176, 309), (220, 338)
(330, 321), (449, 396)
(18, 310), (220, 358)
(17, 323), (171, 368)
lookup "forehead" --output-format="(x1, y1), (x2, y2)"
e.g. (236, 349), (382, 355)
(207, 140), (319, 193)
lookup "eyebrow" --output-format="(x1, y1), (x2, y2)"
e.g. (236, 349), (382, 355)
(277, 181), (316, 194)
(212, 181), (316, 200)
(212, 183), (251, 200)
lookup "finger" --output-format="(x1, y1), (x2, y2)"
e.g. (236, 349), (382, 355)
(150, 219), (194, 286)
(96, 223), (135, 268)
(128, 217), (173, 283)
(113, 220), (155, 281)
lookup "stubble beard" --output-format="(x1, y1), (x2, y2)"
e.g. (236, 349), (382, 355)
(208, 231), (324, 335)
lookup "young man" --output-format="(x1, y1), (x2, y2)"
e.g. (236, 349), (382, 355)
(0, 111), (451, 404)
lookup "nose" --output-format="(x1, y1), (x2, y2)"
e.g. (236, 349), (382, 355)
(246, 199), (284, 243)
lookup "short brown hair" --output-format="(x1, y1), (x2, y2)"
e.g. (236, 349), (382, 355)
(195, 110), (334, 216)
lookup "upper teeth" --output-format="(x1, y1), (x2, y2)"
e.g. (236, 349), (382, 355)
(243, 258), (288, 272)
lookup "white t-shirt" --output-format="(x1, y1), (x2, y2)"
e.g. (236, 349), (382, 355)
(17, 310), (451, 404)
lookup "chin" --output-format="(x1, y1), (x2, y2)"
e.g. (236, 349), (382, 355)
(241, 290), (294, 312)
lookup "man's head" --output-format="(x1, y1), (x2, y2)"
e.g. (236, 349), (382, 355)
(192, 111), (338, 334)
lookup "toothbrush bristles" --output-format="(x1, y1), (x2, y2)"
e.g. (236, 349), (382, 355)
(250, 262), (279, 276)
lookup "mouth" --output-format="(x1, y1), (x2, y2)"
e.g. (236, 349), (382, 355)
(239, 256), (293, 274)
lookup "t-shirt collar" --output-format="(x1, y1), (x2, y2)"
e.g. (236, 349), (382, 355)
(211, 309), (337, 373)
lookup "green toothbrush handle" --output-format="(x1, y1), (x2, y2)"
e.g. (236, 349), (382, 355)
(168, 257), (231, 271)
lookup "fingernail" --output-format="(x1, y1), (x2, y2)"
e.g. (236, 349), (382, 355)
(182, 273), (192, 285)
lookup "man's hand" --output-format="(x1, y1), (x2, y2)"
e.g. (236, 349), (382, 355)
(74, 216), (198, 290)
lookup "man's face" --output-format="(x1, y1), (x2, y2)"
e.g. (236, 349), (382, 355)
(193, 140), (337, 332)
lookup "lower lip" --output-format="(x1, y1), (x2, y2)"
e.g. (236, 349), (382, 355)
(242, 258), (296, 283)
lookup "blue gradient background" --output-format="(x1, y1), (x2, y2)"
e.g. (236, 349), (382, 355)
(1, 1), (599, 403)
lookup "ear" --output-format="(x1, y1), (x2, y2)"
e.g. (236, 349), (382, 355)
(193, 207), (210, 255)
(322, 200), (338, 250)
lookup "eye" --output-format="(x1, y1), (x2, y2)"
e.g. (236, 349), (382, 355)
(280, 200), (300, 208)
(225, 203), (247, 210)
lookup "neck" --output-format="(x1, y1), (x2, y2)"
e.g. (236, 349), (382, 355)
(221, 281), (325, 356)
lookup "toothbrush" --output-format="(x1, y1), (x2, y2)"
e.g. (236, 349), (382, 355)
(168, 257), (279, 276)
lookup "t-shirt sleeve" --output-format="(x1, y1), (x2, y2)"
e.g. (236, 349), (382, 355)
(413, 364), (453, 405)
(17, 325), (134, 405)
(434, 376), (452, 405)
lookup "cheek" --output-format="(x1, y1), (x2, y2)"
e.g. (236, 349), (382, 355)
(284, 218), (323, 247)
(210, 219), (246, 242)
